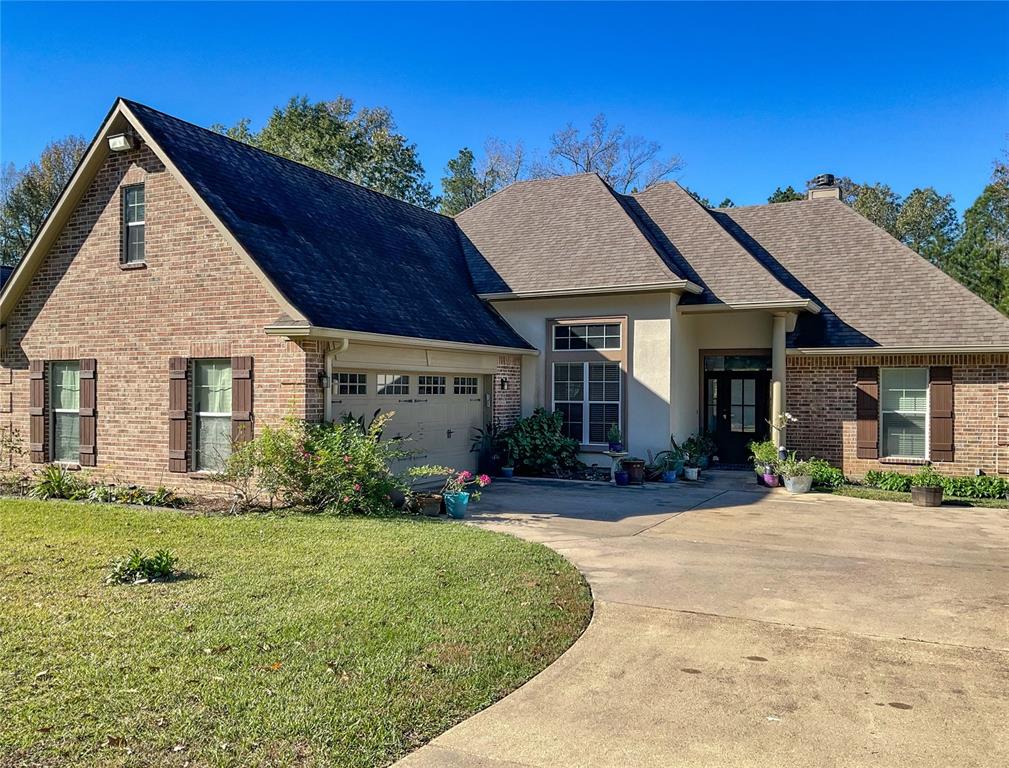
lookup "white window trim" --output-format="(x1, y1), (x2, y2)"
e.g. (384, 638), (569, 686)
(879, 367), (930, 460)
(123, 184), (145, 264)
(192, 359), (232, 473)
(552, 361), (622, 446)
(552, 322), (622, 352)
(50, 361), (80, 465)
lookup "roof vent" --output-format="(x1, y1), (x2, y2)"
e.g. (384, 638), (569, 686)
(806, 173), (840, 201)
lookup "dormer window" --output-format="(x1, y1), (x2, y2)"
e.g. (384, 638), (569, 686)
(123, 184), (145, 264)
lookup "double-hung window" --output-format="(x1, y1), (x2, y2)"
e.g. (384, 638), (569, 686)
(880, 368), (928, 459)
(550, 319), (624, 446)
(123, 184), (145, 264)
(194, 359), (232, 472)
(51, 361), (80, 463)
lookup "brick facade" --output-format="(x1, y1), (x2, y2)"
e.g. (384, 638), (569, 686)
(786, 353), (1009, 477)
(0, 144), (315, 492)
(493, 355), (522, 428)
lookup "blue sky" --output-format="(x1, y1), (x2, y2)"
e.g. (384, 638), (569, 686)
(2, 1), (1007, 210)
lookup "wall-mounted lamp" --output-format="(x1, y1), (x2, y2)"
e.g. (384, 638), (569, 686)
(317, 370), (330, 389)
(499, 377), (508, 391)
(107, 133), (136, 152)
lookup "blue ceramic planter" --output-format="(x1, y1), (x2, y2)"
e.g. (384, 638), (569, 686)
(444, 491), (470, 519)
(499, 467), (514, 478)
(661, 470), (678, 483)
(614, 471), (630, 486)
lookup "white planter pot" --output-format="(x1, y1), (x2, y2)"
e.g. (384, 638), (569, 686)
(684, 466), (700, 481)
(783, 475), (812, 494)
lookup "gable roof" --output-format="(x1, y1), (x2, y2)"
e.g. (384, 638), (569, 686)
(122, 101), (531, 350)
(630, 182), (806, 307)
(719, 199), (1009, 349)
(456, 174), (698, 296)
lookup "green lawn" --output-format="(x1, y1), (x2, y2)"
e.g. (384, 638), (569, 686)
(0, 501), (592, 768)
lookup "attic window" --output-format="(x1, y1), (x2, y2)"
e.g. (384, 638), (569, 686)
(123, 184), (145, 264)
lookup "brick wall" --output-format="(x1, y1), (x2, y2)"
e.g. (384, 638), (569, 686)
(0, 144), (313, 492)
(786, 353), (1009, 477)
(493, 355), (522, 427)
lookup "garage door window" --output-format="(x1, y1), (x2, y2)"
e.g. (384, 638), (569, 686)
(337, 372), (367, 395)
(377, 374), (409, 395)
(418, 375), (446, 395)
(454, 376), (478, 395)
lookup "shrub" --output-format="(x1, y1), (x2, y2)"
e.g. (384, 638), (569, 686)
(499, 408), (580, 476)
(864, 470), (913, 493)
(910, 465), (944, 488)
(862, 469), (1007, 499)
(747, 439), (778, 469)
(216, 413), (412, 514)
(29, 465), (86, 500)
(106, 548), (178, 585)
(805, 459), (845, 489)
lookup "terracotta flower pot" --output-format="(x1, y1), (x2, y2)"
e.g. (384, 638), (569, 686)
(414, 493), (443, 517)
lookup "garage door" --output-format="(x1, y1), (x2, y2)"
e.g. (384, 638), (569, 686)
(331, 369), (485, 473)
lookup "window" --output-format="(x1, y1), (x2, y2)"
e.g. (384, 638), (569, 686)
(337, 372), (367, 395)
(194, 359), (231, 472)
(454, 376), (478, 395)
(123, 184), (145, 263)
(377, 374), (409, 395)
(552, 361), (621, 444)
(553, 323), (621, 351)
(50, 361), (80, 463)
(417, 375), (445, 395)
(729, 378), (757, 433)
(881, 368), (928, 458)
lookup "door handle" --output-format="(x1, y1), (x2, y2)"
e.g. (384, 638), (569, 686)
(446, 429), (455, 438)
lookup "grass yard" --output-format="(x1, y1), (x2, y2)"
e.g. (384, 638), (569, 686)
(0, 501), (592, 768)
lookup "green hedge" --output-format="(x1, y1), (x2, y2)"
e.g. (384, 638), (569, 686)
(863, 470), (1008, 499)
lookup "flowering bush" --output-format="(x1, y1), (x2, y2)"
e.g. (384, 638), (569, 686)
(217, 413), (413, 514)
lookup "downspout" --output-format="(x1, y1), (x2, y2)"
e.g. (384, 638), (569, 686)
(323, 338), (350, 422)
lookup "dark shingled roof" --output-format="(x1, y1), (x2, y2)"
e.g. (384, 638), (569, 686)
(125, 100), (531, 350)
(719, 199), (1009, 348)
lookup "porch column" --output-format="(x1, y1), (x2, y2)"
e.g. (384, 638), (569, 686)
(771, 313), (787, 448)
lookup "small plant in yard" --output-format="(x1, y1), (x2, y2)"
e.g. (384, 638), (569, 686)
(910, 465), (944, 488)
(498, 408), (581, 476)
(29, 464), (86, 500)
(805, 458), (845, 489)
(105, 548), (178, 585)
(748, 439), (779, 473)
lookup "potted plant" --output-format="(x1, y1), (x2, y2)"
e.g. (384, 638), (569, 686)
(607, 423), (624, 453)
(441, 470), (492, 519)
(470, 422), (502, 476)
(748, 439), (779, 487)
(614, 468), (630, 486)
(621, 457), (646, 485)
(910, 465), (944, 507)
(498, 445), (515, 478)
(777, 451), (813, 494)
(406, 465), (453, 516)
(697, 432), (717, 469)
(682, 435), (703, 481)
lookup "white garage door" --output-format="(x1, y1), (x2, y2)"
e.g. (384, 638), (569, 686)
(331, 369), (485, 474)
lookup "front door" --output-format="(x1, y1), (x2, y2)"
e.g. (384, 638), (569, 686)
(704, 372), (770, 464)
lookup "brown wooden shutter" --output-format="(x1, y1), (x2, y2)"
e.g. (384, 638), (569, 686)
(855, 366), (879, 459)
(168, 357), (189, 472)
(929, 366), (954, 462)
(29, 360), (46, 463)
(79, 359), (97, 467)
(231, 356), (253, 445)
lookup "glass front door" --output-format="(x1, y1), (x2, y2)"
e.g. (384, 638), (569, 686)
(704, 371), (770, 464)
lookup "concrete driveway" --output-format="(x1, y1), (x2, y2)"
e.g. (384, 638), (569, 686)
(398, 474), (1009, 768)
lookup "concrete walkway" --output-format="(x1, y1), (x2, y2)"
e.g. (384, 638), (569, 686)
(397, 474), (1009, 768)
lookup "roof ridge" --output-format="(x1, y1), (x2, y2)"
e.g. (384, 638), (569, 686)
(120, 97), (455, 222)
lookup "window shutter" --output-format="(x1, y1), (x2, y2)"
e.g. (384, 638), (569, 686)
(231, 356), (253, 445)
(29, 360), (46, 463)
(79, 359), (97, 467)
(929, 366), (954, 462)
(855, 366), (879, 459)
(168, 357), (189, 472)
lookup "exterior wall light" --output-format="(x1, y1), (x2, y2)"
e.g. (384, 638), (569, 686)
(107, 133), (136, 152)
(499, 377), (508, 390)
(317, 370), (330, 389)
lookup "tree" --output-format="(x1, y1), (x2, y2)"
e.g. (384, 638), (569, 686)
(683, 187), (713, 208)
(214, 96), (437, 209)
(439, 139), (527, 215)
(532, 114), (683, 193)
(895, 187), (960, 266)
(849, 182), (901, 236)
(946, 182), (1009, 313)
(717, 198), (735, 208)
(767, 185), (804, 204)
(1, 135), (86, 265)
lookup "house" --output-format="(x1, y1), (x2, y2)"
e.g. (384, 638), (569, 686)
(1, 98), (1007, 492)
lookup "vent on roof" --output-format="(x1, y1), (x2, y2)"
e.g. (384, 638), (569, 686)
(806, 173), (840, 201)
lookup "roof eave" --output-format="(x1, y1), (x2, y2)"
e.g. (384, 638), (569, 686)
(264, 323), (538, 356)
(788, 344), (1009, 355)
(679, 299), (821, 315)
(480, 280), (703, 301)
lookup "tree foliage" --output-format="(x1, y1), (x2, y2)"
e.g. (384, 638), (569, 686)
(894, 187), (960, 266)
(213, 96), (437, 209)
(439, 139), (526, 215)
(946, 183), (1009, 313)
(767, 185), (804, 204)
(1, 136), (87, 265)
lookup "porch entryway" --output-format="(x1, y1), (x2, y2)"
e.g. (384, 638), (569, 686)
(702, 352), (771, 464)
